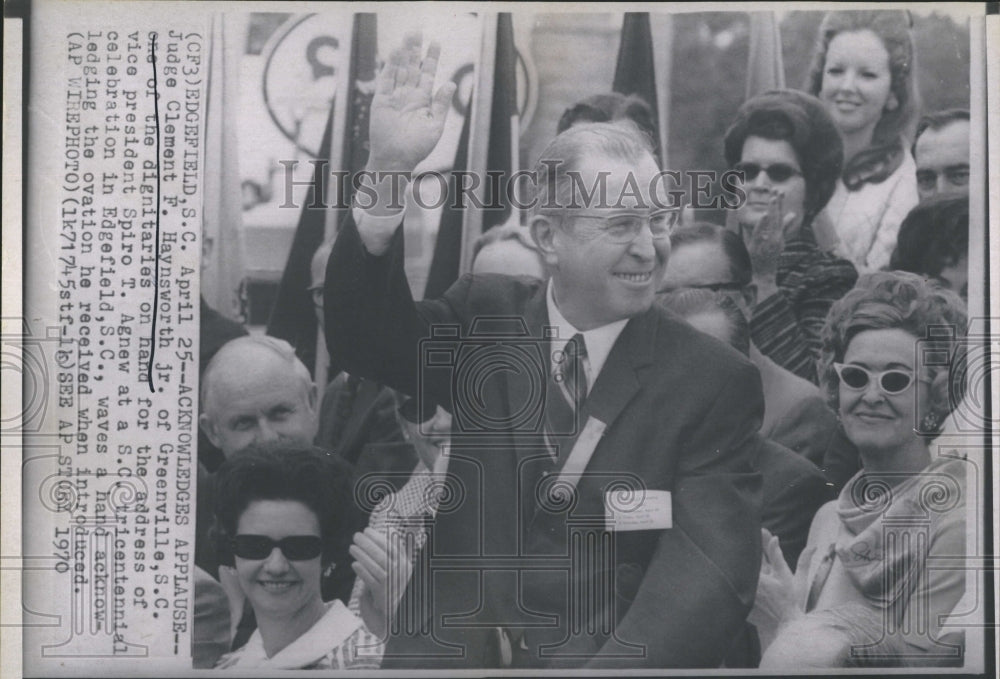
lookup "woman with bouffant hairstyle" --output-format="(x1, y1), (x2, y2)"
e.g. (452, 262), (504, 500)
(723, 89), (858, 382)
(806, 10), (921, 272)
(750, 272), (968, 668)
(212, 444), (374, 669)
(815, 272), (966, 431)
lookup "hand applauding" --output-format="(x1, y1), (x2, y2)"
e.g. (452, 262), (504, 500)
(350, 526), (415, 639)
(747, 528), (805, 651)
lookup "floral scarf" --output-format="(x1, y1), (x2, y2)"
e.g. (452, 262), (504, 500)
(828, 456), (965, 619)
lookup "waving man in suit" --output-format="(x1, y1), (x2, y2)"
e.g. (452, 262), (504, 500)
(325, 34), (765, 669)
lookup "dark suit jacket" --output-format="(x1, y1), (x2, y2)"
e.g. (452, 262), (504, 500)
(758, 437), (835, 568)
(198, 297), (248, 473)
(316, 373), (417, 494)
(723, 438), (833, 668)
(326, 218), (765, 669)
(765, 395), (860, 495)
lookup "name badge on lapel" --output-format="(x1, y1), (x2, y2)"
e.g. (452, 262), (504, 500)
(605, 489), (673, 531)
(555, 416), (607, 489)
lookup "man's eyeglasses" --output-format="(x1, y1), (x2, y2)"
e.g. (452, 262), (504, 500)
(230, 534), (323, 561)
(567, 209), (680, 244)
(833, 363), (926, 396)
(916, 166), (970, 192)
(733, 162), (802, 183)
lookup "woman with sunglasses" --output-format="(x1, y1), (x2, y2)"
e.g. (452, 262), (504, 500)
(212, 444), (375, 669)
(806, 10), (920, 273)
(723, 89), (859, 382)
(750, 271), (968, 668)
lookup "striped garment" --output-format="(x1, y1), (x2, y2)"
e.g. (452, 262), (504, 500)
(750, 234), (858, 384)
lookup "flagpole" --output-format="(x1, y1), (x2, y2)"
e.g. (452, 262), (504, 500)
(746, 12), (785, 100)
(202, 14), (246, 320)
(650, 13), (673, 170)
(458, 13), (498, 278)
(324, 17), (355, 241)
(314, 14), (355, 385)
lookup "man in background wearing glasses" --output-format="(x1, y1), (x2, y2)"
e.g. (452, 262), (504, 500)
(659, 222), (852, 480)
(324, 35), (765, 669)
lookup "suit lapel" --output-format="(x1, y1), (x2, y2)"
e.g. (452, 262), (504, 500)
(558, 310), (656, 468)
(497, 287), (559, 537)
(503, 284), (551, 449)
(526, 310), (657, 527)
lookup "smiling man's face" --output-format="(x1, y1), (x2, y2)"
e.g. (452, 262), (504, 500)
(545, 151), (669, 330)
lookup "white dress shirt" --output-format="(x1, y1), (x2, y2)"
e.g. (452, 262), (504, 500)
(545, 279), (628, 393)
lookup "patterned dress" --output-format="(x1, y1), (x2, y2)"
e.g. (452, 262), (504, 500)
(750, 230), (858, 383)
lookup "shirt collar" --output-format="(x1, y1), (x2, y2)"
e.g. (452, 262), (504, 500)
(545, 279), (628, 390)
(231, 601), (361, 669)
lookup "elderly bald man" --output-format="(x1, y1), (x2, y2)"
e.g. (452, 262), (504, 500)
(199, 335), (320, 459)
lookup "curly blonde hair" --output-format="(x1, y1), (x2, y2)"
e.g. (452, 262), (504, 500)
(818, 272), (967, 429)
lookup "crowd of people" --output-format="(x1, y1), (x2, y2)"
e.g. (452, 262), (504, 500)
(192, 9), (974, 670)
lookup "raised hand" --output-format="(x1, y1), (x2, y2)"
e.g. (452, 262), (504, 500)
(368, 33), (457, 173)
(349, 526), (415, 639)
(746, 194), (791, 279)
(735, 192), (798, 302)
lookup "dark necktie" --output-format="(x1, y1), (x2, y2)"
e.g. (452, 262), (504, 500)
(543, 334), (587, 462)
(558, 333), (588, 410)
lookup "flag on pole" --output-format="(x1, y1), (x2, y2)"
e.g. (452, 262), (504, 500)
(746, 12), (785, 99)
(266, 14), (377, 372)
(613, 12), (662, 163)
(202, 14), (246, 321)
(424, 13), (519, 299)
(485, 12), (519, 232)
(423, 111), (472, 300)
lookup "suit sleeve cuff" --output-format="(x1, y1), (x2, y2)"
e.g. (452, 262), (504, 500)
(352, 204), (406, 256)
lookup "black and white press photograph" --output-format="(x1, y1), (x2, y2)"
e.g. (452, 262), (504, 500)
(6, 2), (995, 676)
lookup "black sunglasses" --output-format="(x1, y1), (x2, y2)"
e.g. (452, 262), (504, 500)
(733, 162), (802, 183)
(230, 534), (323, 561)
(398, 397), (438, 425)
(833, 363), (916, 395)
